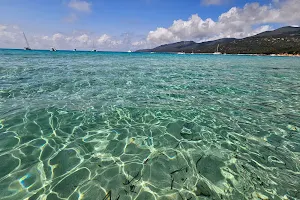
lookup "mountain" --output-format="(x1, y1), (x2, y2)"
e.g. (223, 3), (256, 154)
(137, 26), (300, 54)
(149, 41), (197, 52)
(255, 26), (300, 37)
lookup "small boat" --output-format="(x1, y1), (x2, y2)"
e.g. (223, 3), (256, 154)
(127, 50), (132, 53)
(73, 49), (77, 51)
(50, 47), (57, 51)
(213, 44), (222, 55)
(91, 41), (97, 52)
(23, 32), (31, 50)
(150, 52), (155, 54)
(177, 52), (185, 55)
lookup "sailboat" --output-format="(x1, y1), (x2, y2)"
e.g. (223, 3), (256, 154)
(177, 51), (185, 54)
(91, 42), (97, 52)
(50, 47), (57, 51)
(23, 32), (31, 50)
(127, 50), (132, 53)
(213, 44), (222, 55)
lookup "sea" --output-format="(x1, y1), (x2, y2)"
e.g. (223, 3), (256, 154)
(0, 49), (299, 200)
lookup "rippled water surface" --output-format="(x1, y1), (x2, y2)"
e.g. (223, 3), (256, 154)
(0, 49), (300, 200)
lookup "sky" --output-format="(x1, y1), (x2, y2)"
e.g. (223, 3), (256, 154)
(0, 0), (299, 51)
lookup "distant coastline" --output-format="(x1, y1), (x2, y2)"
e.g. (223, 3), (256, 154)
(1, 48), (300, 57)
(181, 53), (300, 57)
(137, 26), (300, 55)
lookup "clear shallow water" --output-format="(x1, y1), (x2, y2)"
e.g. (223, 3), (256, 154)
(0, 49), (300, 200)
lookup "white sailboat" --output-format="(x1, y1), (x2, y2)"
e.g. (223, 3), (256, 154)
(127, 50), (132, 53)
(213, 44), (222, 55)
(177, 52), (185, 54)
(91, 42), (97, 52)
(23, 32), (31, 50)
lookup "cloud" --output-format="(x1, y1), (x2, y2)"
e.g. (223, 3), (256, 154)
(76, 34), (89, 43)
(68, 0), (91, 12)
(53, 33), (64, 41)
(97, 34), (123, 47)
(45, 33), (122, 49)
(0, 25), (7, 31)
(97, 34), (111, 44)
(64, 13), (78, 23)
(0, 25), (135, 50)
(201, 0), (223, 6)
(147, 0), (300, 46)
(0, 25), (21, 47)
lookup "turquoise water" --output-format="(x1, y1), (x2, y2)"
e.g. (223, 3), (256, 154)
(0, 49), (300, 200)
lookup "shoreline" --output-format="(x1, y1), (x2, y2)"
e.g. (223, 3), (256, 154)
(175, 52), (300, 57)
(1, 48), (300, 57)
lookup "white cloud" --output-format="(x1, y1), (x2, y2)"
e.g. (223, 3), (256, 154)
(0, 25), (21, 47)
(0, 25), (132, 50)
(147, 27), (180, 45)
(0, 25), (7, 31)
(132, 41), (147, 46)
(97, 34), (111, 44)
(97, 34), (123, 47)
(147, 0), (300, 46)
(201, 0), (223, 6)
(53, 33), (64, 41)
(64, 13), (78, 23)
(76, 34), (89, 43)
(68, 0), (91, 12)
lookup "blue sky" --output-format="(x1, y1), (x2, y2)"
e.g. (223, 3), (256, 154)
(0, 0), (271, 35)
(0, 0), (299, 50)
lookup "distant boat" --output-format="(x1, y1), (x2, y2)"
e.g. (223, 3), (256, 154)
(127, 50), (132, 53)
(50, 47), (57, 51)
(91, 42), (97, 52)
(213, 44), (222, 55)
(73, 49), (77, 51)
(23, 32), (31, 50)
(191, 50), (194, 55)
(177, 52), (185, 54)
(150, 52), (155, 54)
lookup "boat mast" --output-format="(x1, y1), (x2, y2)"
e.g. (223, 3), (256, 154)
(92, 41), (96, 51)
(23, 32), (30, 49)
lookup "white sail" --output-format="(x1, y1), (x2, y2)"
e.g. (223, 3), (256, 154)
(92, 41), (97, 52)
(213, 44), (221, 55)
(23, 32), (31, 50)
